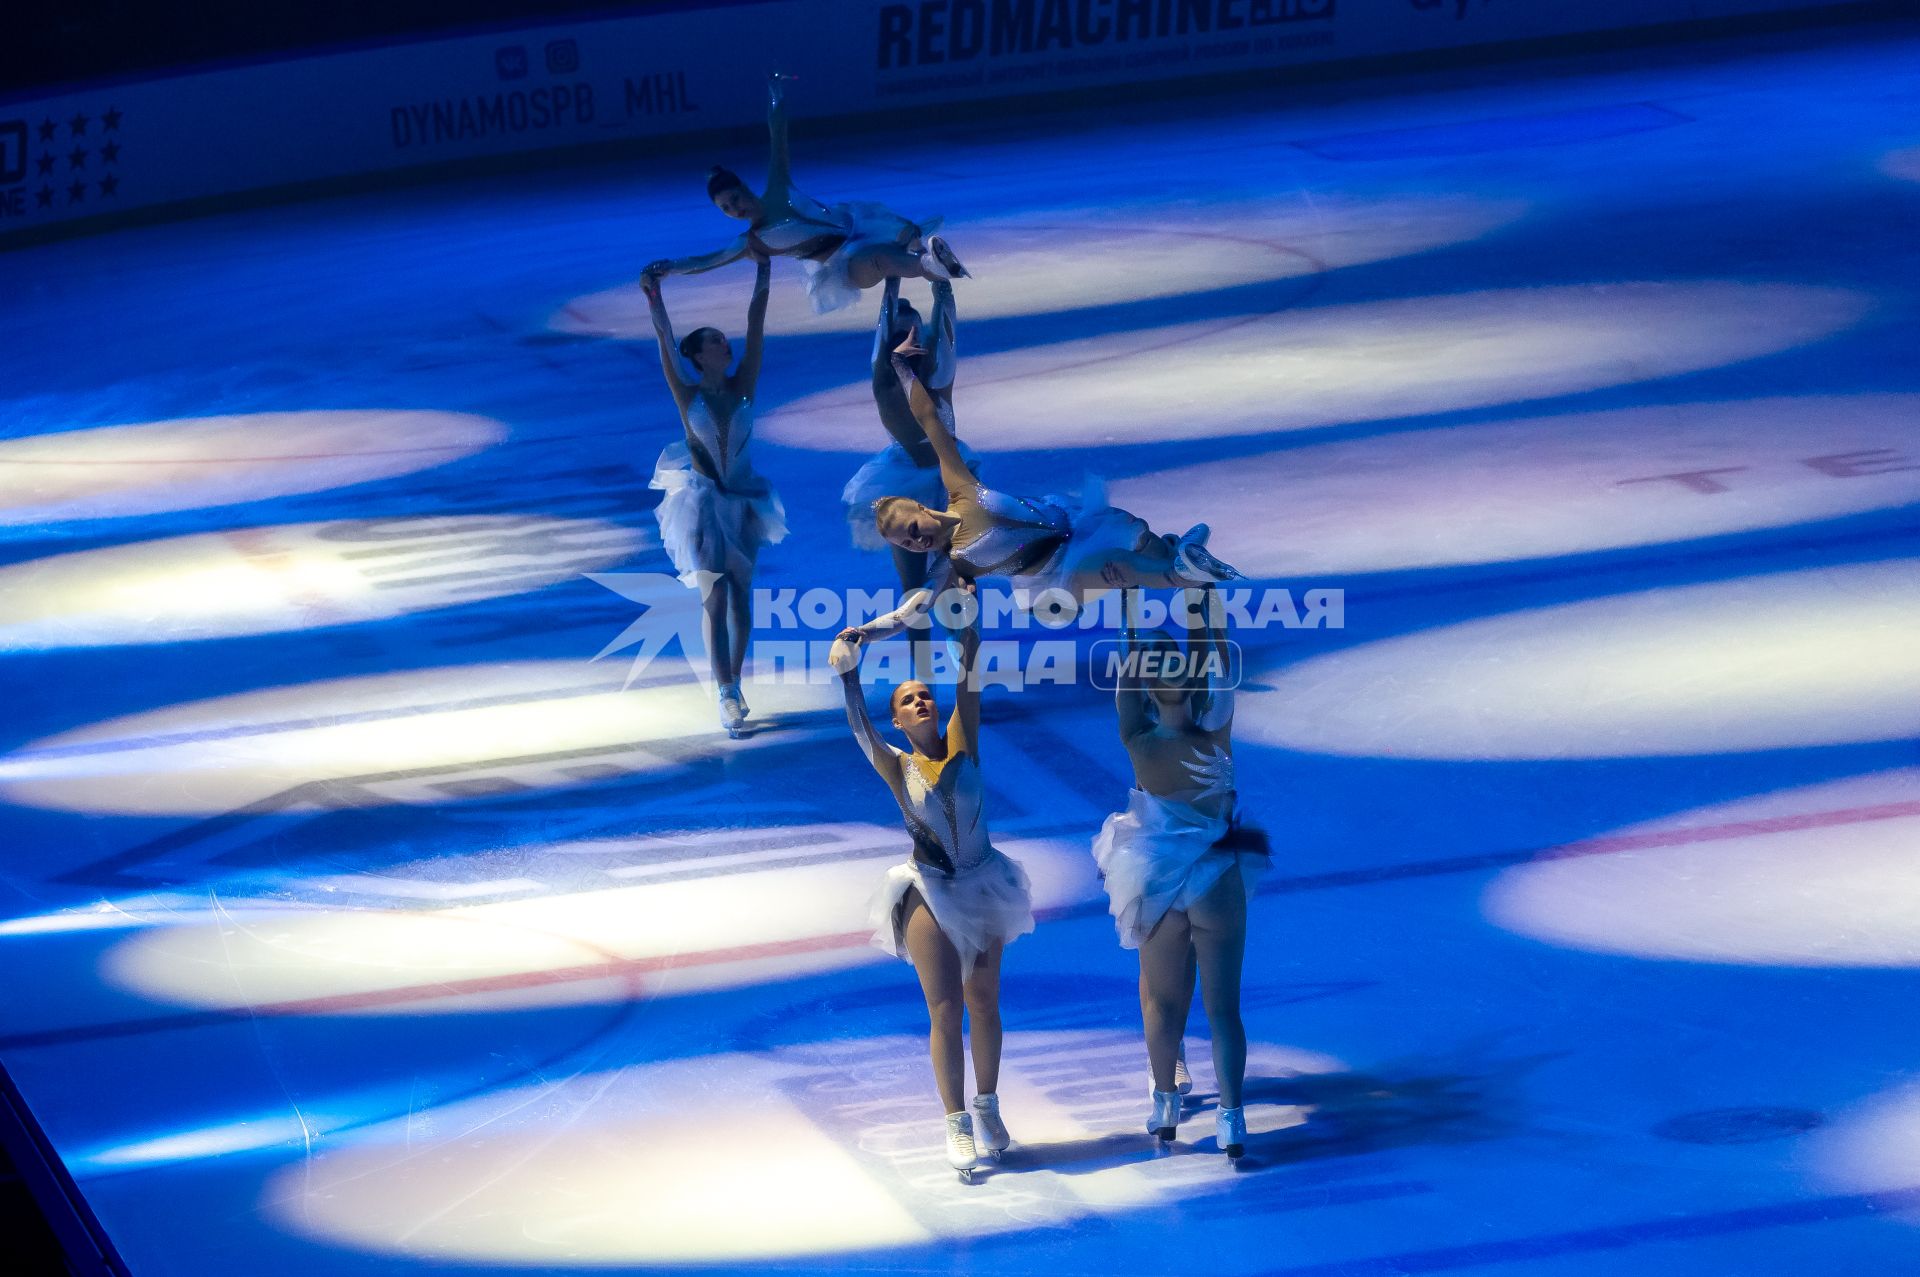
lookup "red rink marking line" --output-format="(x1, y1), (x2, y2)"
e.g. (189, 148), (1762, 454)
(1544, 799), (1920, 860)
(13, 796), (1916, 1042)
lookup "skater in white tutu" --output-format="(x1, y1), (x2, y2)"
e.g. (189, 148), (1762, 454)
(831, 341), (1243, 657)
(837, 600), (1032, 1181)
(1095, 587), (1268, 1160)
(638, 253), (785, 736)
(646, 73), (966, 315)
(843, 276), (981, 673)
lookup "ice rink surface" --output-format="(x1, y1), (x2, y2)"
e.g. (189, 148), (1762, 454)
(2, 17), (1920, 1275)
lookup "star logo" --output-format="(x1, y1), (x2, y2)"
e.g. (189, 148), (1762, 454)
(36, 186), (53, 209)
(68, 147), (88, 171)
(66, 180), (86, 204)
(68, 113), (89, 137)
(37, 120), (56, 143)
(36, 153), (55, 177)
(99, 174), (118, 198)
(100, 140), (120, 164)
(587, 571), (714, 692)
(102, 107), (123, 132)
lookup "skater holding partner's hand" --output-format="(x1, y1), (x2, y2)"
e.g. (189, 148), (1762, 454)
(640, 251), (783, 737)
(1097, 586), (1269, 1160)
(839, 589), (1032, 1181)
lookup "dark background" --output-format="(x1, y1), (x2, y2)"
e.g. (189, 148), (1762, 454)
(2, 1), (683, 94)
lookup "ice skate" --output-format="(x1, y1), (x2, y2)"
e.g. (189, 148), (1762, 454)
(945, 1110), (980, 1182)
(971, 1093), (1011, 1162)
(1173, 523), (1245, 583)
(921, 234), (970, 281)
(718, 682), (748, 738)
(1217, 1105), (1247, 1162)
(1147, 1088), (1182, 1144)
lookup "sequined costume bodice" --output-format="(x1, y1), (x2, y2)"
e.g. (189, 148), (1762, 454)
(684, 392), (760, 491)
(949, 484), (1071, 580)
(747, 187), (849, 261)
(889, 746), (994, 876)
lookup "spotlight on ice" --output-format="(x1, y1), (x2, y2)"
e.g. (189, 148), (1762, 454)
(1486, 769), (1920, 966)
(0, 411), (505, 526)
(0, 515), (644, 649)
(98, 834), (1099, 1014)
(763, 281), (1870, 451)
(259, 1033), (1340, 1262)
(0, 661), (840, 816)
(1110, 395), (1920, 577)
(551, 193), (1525, 337)
(1238, 559), (1920, 759)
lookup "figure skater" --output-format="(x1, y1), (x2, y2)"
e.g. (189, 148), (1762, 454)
(836, 599), (1032, 1182)
(638, 252), (783, 736)
(1096, 587), (1267, 1160)
(831, 341), (1243, 656)
(646, 74), (966, 314)
(843, 276), (981, 674)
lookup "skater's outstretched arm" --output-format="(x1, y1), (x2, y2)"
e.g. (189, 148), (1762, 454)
(896, 354), (974, 498)
(947, 585), (982, 759)
(1115, 590), (1154, 742)
(652, 233), (751, 279)
(841, 668), (904, 785)
(835, 554), (957, 655)
(1183, 585), (1234, 732)
(640, 271), (694, 414)
(735, 251), (772, 396)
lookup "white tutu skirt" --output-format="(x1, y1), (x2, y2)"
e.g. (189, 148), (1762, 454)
(650, 443), (788, 587)
(841, 438), (982, 551)
(869, 850), (1034, 976)
(1008, 477), (1156, 600)
(799, 202), (933, 315)
(1092, 789), (1269, 949)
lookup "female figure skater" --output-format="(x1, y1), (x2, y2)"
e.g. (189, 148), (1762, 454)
(639, 252), (784, 736)
(646, 74), (966, 315)
(843, 277), (981, 673)
(831, 342), (1243, 655)
(1096, 588), (1267, 1160)
(837, 601), (1032, 1181)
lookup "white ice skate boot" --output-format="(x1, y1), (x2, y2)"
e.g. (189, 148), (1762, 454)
(1217, 1105), (1248, 1162)
(945, 1110), (980, 1182)
(717, 683), (748, 738)
(971, 1093), (1011, 1162)
(1173, 523), (1246, 584)
(1147, 1089), (1182, 1144)
(920, 234), (970, 281)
